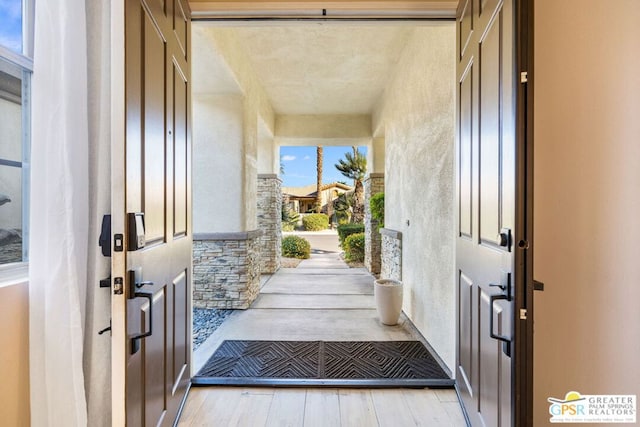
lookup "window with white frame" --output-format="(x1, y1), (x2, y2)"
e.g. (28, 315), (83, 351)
(0, 0), (33, 267)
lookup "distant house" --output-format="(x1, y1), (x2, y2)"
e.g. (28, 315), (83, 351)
(283, 182), (353, 215)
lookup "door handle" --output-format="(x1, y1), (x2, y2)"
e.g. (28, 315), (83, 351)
(128, 269), (154, 354)
(130, 291), (153, 354)
(489, 293), (510, 343)
(498, 227), (511, 249)
(135, 280), (154, 289)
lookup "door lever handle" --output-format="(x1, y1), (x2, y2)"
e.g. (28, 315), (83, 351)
(128, 269), (153, 295)
(490, 293), (512, 357)
(489, 283), (506, 291)
(135, 280), (154, 288)
(127, 270), (154, 354)
(490, 294), (510, 343)
(130, 291), (153, 354)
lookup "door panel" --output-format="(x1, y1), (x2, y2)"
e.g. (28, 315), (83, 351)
(459, 64), (473, 238)
(172, 271), (189, 393)
(480, 0), (499, 18)
(479, 11), (502, 246)
(173, 65), (188, 237)
(456, 0), (516, 425)
(144, 288), (167, 427)
(174, 0), (188, 58)
(143, 14), (168, 244)
(457, 272), (473, 396)
(124, 0), (192, 425)
(478, 289), (500, 427)
(459, 0), (473, 59)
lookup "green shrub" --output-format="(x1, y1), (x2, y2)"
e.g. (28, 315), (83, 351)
(337, 223), (365, 248)
(302, 213), (329, 231)
(282, 223), (295, 232)
(344, 232), (365, 262)
(282, 203), (300, 231)
(281, 235), (311, 259)
(369, 192), (384, 229)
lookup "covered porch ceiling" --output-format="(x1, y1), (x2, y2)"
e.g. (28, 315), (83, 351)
(192, 22), (449, 116)
(191, 2), (457, 153)
(230, 24), (414, 115)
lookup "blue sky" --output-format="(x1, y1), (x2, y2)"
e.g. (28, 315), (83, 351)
(279, 146), (367, 188)
(0, 0), (22, 54)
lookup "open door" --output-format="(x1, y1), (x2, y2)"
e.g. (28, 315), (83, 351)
(456, 0), (532, 425)
(112, 0), (192, 425)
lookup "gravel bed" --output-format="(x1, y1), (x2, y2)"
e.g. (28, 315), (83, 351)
(193, 308), (234, 350)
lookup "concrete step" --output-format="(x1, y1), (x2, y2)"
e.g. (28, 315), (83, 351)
(277, 268), (370, 276)
(252, 294), (376, 310)
(262, 275), (374, 295)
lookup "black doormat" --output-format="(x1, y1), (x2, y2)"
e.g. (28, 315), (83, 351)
(192, 341), (454, 387)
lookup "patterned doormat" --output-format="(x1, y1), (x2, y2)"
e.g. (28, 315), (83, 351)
(192, 341), (454, 387)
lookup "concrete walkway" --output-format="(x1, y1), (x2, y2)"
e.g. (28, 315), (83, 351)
(193, 253), (419, 373)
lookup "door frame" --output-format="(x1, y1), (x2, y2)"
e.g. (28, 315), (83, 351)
(109, 1), (534, 425)
(110, 0), (127, 425)
(513, 0), (534, 425)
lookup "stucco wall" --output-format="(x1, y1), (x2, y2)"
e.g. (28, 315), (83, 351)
(374, 25), (456, 370)
(193, 27), (276, 232)
(533, 1), (640, 424)
(193, 94), (244, 233)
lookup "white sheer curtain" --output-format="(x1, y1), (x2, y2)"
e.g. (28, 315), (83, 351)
(30, 0), (90, 425)
(84, 1), (112, 425)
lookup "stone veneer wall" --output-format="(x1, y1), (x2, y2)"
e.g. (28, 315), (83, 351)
(364, 173), (384, 275)
(380, 228), (402, 281)
(257, 174), (282, 274)
(193, 230), (261, 309)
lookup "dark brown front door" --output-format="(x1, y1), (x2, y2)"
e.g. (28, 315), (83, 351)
(456, 0), (522, 425)
(124, 0), (192, 425)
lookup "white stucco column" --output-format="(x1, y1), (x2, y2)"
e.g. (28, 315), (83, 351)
(364, 137), (385, 275)
(256, 118), (282, 273)
(257, 117), (278, 175)
(243, 102), (259, 231)
(193, 93), (244, 234)
(191, 26), (277, 309)
(192, 94), (263, 309)
(368, 136), (386, 174)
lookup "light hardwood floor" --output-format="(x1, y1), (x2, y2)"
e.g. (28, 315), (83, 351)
(178, 387), (467, 426)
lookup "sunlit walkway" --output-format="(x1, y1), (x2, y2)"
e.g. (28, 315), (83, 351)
(192, 252), (415, 371)
(181, 250), (466, 426)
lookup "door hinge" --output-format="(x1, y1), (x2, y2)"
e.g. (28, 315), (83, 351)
(519, 308), (527, 320)
(520, 71), (528, 83)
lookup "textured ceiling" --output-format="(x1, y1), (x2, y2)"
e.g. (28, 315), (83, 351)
(232, 25), (413, 114)
(194, 24), (416, 115)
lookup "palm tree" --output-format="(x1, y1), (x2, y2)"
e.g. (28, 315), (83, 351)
(335, 147), (367, 223)
(315, 146), (323, 213)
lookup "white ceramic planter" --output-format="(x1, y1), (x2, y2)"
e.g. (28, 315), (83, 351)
(374, 279), (403, 325)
